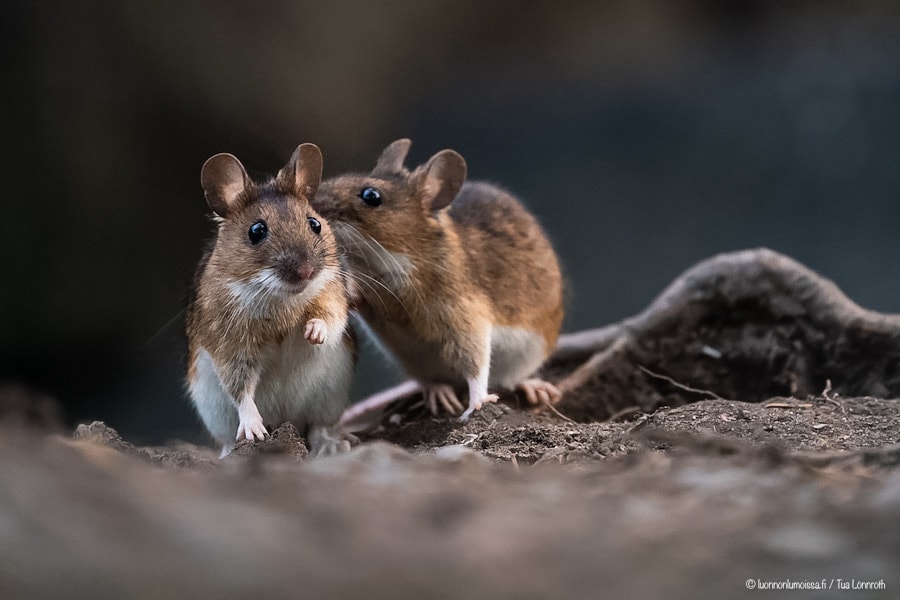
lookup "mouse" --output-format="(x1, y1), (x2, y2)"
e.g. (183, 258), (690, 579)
(186, 143), (355, 457)
(313, 138), (564, 422)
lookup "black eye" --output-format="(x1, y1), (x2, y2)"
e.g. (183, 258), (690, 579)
(359, 187), (383, 207)
(248, 220), (268, 244)
(308, 217), (321, 235)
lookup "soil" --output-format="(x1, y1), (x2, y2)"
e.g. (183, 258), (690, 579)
(2, 390), (897, 600)
(367, 392), (900, 461)
(2, 249), (899, 599)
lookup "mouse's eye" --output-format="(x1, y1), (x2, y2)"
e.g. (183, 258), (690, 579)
(248, 220), (268, 245)
(307, 217), (322, 235)
(359, 187), (383, 207)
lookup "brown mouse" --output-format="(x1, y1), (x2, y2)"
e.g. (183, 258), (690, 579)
(186, 143), (355, 456)
(314, 139), (563, 422)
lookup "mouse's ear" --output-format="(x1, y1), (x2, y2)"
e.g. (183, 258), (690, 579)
(278, 143), (323, 199)
(201, 153), (251, 218)
(373, 138), (412, 175)
(415, 149), (467, 212)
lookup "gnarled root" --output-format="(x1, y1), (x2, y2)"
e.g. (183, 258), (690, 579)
(544, 248), (900, 422)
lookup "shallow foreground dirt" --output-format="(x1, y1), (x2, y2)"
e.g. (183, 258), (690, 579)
(2, 390), (898, 600)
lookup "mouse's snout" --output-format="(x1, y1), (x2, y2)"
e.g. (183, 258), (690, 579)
(275, 251), (316, 287)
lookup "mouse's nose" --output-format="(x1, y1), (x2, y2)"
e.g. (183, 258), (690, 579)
(277, 254), (315, 285)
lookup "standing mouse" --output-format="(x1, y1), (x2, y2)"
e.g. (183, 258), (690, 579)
(314, 138), (564, 422)
(186, 143), (355, 456)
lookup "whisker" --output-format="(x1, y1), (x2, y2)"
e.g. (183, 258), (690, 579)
(340, 269), (402, 314)
(334, 224), (416, 310)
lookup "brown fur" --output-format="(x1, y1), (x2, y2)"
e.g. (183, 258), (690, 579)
(314, 139), (563, 387)
(187, 144), (355, 448)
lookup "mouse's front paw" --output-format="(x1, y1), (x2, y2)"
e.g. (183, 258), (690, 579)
(236, 418), (267, 442)
(304, 318), (328, 345)
(236, 402), (268, 441)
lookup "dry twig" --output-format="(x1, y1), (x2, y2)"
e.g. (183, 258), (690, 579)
(637, 365), (728, 401)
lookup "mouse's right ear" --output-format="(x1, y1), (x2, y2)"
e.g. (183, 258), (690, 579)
(373, 138), (412, 175)
(415, 149), (467, 212)
(201, 153), (251, 218)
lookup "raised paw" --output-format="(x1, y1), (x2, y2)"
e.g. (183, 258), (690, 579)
(516, 378), (562, 411)
(424, 384), (465, 416)
(304, 318), (328, 345)
(459, 393), (499, 422)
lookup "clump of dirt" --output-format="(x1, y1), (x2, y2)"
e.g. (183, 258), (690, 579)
(74, 420), (219, 468)
(229, 421), (309, 460)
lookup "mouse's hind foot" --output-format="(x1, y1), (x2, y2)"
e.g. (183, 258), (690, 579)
(516, 378), (562, 412)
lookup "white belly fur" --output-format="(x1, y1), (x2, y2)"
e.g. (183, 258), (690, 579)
(361, 320), (547, 390)
(489, 326), (547, 389)
(189, 326), (353, 445)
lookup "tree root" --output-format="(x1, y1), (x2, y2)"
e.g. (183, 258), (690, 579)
(545, 247), (900, 422)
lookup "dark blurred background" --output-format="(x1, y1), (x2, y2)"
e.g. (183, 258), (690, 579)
(3, 1), (900, 444)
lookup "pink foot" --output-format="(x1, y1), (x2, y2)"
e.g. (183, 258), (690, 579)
(516, 378), (562, 410)
(424, 384), (465, 416)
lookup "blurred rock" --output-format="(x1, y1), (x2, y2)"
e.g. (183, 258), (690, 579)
(0, 382), (64, 432)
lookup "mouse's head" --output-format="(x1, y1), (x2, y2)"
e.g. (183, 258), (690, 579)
(314, 139), (467, 263)
(201, 143), (340, 305)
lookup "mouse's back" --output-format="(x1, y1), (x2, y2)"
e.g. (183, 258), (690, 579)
(449, 180), (564, 349)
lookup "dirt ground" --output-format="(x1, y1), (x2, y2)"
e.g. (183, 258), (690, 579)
(2, 388), (898, 600)
(366, 391), (900, 461)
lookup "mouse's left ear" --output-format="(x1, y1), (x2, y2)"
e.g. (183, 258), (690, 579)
(278, 143), (323, 199)
(415, 149), (467, 212)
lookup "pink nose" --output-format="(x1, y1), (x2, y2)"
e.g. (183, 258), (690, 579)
(278, 257), (315, 285)
(296, 262), (315, 281)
